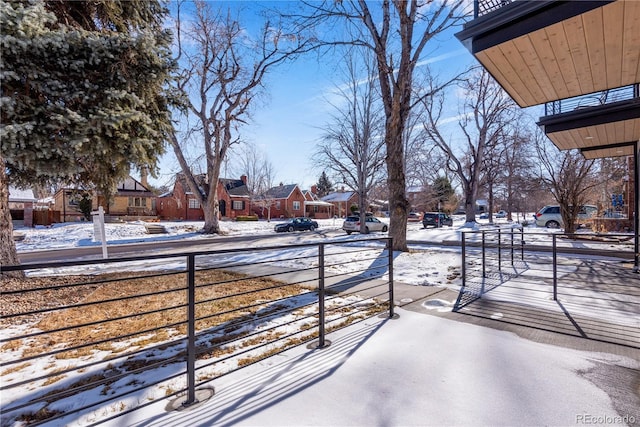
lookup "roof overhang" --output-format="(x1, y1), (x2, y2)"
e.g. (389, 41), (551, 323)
(304, 201), (333, 207)
(456, 0), (640, 107)
(538, 97), (640, 159)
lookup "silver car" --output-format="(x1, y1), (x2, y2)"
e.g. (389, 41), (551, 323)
(342, 215), (388, 234)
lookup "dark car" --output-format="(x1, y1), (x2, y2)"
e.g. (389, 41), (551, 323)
(422, 212), (453, 228)
(274, 217), (319, 233)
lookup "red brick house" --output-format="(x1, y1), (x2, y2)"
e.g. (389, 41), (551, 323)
(157, 174), (250, 220)
(254, 183), (306, 219)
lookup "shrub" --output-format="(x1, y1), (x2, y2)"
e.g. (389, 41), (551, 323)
(235, 215), (258, 222)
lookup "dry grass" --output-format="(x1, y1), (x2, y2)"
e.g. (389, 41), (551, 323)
(3, 269), (387, 425)
(24, 270), (302, 359)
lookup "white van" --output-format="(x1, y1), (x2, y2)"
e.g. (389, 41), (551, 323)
(534, 205), (597, 228)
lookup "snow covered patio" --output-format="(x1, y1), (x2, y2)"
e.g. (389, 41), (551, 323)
(457, 230), (640, 350)
(114, 305), (638, 427)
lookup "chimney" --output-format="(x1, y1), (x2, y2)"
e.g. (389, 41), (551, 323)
(141, 166), (149, 188)
(311, 185), (318, 194)
(241, 175), (247, 184)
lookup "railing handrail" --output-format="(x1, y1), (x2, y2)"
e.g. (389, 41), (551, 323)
(0, 236), (388, 273)
(1, 237), (394, 426)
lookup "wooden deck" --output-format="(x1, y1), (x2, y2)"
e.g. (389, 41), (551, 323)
(456, 257), (640, 349)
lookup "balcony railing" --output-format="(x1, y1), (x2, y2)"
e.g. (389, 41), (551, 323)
(474, 0), (514, 18)
(544, 84), (640, 116)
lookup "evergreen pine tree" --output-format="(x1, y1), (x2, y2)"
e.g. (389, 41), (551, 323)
(433, 176), (454, 208)
(0, 0), (177, 267)
(316, 172), (334, 198)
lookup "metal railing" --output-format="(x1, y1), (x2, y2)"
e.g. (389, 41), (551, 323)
(474, 0), (514, 18)
(544, 84), (640, 116)
(1, 238), (394, 426)
(458, 228), (639, 348)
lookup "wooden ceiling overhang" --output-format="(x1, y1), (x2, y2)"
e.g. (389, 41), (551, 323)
(537, 97), (640, 159)
(455, 0), (640, 108)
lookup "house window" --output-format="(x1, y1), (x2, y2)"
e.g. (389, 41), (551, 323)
(276, 201), (281, 209)
(232, 200), (244, 210)
(293, 201), (301, 211)
(188, 198), (200, 209)
(128, 197), (147, 207)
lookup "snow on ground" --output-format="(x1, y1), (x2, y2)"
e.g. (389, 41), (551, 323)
(12, 215), (516, 252)
(4, 216), (638, 426)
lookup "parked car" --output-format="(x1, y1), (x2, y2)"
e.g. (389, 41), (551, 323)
(342, 215), (388, 234)
(407, 212), (422, 222)
(422, 212), (453, 228)
(274, 217), (319, 232)
(480, 210), (506, 220)
(534, 205), (597, 228)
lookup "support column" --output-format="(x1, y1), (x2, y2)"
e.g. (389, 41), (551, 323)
(634, 142), (639, 272)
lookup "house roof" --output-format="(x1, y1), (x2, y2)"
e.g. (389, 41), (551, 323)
(321, 191), (356, 203)
(266, 184), (297, 200)
(8, 187), (36, 203)
(220, 178), (249, 198)
(174, 173), (249, 198)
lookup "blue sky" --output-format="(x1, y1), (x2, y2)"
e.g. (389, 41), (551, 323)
(150, 1), (477, 192)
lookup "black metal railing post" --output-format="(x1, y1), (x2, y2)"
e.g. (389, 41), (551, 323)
(461, 232), (466, 288)
(520, 227), (525, 261)
(482, 231), (486, 279)
(388, 238), (395, 318)
(510, 227), (514, 266)
(498, 228), (502, 272)
(552, 234), (558, 301)
(184, 254), (197, 406)
(318, 243), (326, 348)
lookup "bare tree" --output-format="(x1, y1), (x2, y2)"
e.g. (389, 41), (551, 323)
(232, 143), (276, 217)
(481, 129), (507, 223)
(291, 0), (465, 251)
(170, 1), (311, 233)
(499, 123), (536, 222)
(534, 131), (597, 234)
(423, 68), (518, 224)
(315, 50), (386, 233)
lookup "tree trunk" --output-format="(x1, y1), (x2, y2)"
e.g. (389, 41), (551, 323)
(386, 122), (409, 251)
(0, 155), (23, 277)
(465, 199), (476, 224)
(202, 195), (220, 234)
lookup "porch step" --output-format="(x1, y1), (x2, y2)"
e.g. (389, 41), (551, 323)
(144, 224), (167, 234)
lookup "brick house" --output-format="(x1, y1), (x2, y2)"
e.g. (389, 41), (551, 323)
(103, 176), (156, 217)
(53, 176), (155, 222)
(8, 186), (36, 227)
(53, 188), (96, 222)
(157, 174), (250, 221)
(254, 183), (306, 219)
(321, 189), (359, 218)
